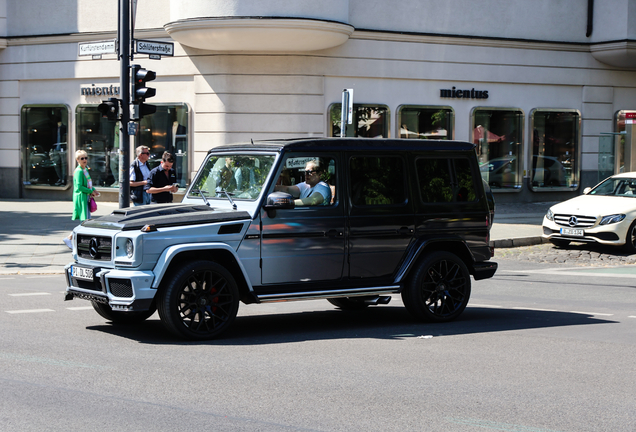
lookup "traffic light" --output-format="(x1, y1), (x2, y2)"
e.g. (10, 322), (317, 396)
(97, 98), (120, 121)
(131, 64), (157, 120)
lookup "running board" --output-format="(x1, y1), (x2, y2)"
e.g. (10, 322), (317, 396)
(257, 285), (401, 303)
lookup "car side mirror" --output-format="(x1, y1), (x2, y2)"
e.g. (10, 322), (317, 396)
(264, 192), (295, 216)
(583, 187), (592, 195)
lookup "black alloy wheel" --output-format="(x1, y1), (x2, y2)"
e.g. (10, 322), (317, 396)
(158, 260), (239, 340)
(92, 301), (157, 324)
(402, 251), (471, 322)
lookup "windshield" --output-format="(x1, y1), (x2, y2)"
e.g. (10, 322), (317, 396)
(189, 154), (275, 201)
(590, 177), (636, 197)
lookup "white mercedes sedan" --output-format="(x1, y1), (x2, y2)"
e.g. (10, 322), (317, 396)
(542, 172), (636, 252)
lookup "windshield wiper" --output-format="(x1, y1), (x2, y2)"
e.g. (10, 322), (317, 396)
(192, 189), (211, 207)
(216, 187), (237, 210)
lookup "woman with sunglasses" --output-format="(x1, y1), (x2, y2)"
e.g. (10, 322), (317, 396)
(63, 150), (99, 248)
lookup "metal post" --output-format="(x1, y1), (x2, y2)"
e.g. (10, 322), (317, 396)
(118, 0), (131, 208)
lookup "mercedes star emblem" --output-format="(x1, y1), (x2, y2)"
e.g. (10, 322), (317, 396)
(89, 237), (99, 258)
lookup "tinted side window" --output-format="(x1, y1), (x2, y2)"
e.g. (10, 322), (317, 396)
(350, 156), (405, 206)
(416, 158), (477, 203)
(454, 158), (477, 202)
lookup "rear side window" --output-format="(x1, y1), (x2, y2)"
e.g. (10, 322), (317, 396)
(417, 158), (477, 203)
(350, 156), (406, 206)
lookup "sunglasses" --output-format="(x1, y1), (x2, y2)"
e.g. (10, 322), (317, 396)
(78, 157), (88, 160)
(141, 152), (150, 155)
(304, 169), (318, 175)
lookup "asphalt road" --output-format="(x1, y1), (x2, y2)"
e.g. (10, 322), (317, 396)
(1, 263), (635, 432)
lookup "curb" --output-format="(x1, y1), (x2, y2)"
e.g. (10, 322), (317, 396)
(490, 236), (549, 249)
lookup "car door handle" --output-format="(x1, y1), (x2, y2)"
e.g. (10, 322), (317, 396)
(397, 227), (413, 236)
(326, 229), (343, 238)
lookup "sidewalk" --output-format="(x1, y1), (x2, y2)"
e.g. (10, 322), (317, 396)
(0, 199), (554, 275)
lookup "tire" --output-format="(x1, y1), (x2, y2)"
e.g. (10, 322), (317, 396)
(624, 220), (636, 254)
(549, 239), (571, 248)
(402, 251), (471, 322)
(327, 297), (371, 310)
(91, 301), (157, 324)
(157, 260), (239, 340)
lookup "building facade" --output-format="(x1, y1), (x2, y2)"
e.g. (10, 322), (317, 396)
(1, 0), (635, 203)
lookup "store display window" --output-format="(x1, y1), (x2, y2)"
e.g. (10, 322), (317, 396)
(329, 104), (389, 138)
(397, 106), (454, 140)
(137, 104), (189, 187)
(76, 105), (119, 188)
(530, 109), (580, 191)
(613, 110), (636, 173)
(471, 108), (524, 191)
(21, 105), (70, 187)
(76, 103), (189, 188)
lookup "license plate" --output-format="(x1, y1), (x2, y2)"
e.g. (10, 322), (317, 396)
(71, 265), (94, 280)
(560, 228), (584, 237)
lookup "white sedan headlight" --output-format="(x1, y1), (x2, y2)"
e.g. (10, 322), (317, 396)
(546, 209), (554, 221)
(125, 238), (134, 258)
(599, 214), (625, 225)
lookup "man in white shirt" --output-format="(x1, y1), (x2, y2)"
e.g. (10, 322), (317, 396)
(130, 145), (152, 206)
(275, 160), (331, 206)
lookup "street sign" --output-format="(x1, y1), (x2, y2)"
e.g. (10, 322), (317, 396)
(78, 40), (117, 57)
(135, 39), (174, 57)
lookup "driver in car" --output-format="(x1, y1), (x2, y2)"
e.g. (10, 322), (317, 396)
(275, 160), (331, 206)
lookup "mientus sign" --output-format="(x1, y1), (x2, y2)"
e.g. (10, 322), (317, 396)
(81, 84), (120, 97)
(440, 86), (489, 100)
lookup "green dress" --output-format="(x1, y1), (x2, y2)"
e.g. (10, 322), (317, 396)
(72, 165), (95, 221)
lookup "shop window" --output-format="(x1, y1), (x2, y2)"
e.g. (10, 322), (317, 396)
(349, 156), (405, 206)
(397, 105), (453, 140)
(21, 105), (69, 187)
(471, 108), (523, 191)
(530, 109), (580, 191)
(76, 105), (119, 188)
(329, 104), (389, 138)
(613, 110), (636, 173)
(137, 104), (189, 187)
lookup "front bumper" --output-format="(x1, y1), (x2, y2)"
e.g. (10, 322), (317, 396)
(64, 263), (157, 312)
(542, 217), (626, 246)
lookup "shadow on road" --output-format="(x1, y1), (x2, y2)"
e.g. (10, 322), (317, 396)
(85, 305), (614, 345)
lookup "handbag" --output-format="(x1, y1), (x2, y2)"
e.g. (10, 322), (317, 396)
(89, 196), (97, 213)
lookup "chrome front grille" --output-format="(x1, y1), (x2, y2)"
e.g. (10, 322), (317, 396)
(77, 235), (112, 261)
(554, 214), (597, 228)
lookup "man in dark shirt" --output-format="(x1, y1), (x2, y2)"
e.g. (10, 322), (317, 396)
(145, 151), (178, 203)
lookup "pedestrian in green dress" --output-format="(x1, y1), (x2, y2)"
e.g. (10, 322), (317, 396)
(64, 150), (99, 249)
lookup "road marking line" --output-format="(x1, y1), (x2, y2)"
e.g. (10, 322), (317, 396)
(66, 306), (93, 311)
(512, 307), (558, 312)
(9, 292), (51, 297)
(469, 304), (503, 308)
(628, 316), (636, 319)
(25, 275), (58, 279)
(569, 311), (614, 316)
(5, 309), (55, 314)
(0, 277), (16, 280)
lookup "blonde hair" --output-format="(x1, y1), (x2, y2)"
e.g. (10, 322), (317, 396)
(75, 150), (88, 161)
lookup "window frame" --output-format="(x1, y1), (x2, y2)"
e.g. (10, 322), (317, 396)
(529, 108), (581, 192)
(396, 105), (455, 140)
(20, 104), (72, 190)
(470, 106), (525, 193)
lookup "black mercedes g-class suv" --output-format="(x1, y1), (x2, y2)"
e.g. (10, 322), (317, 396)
(65, 138), (497, 339)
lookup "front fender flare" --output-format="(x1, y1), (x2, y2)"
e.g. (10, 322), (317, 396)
(152, 243), (253, 291)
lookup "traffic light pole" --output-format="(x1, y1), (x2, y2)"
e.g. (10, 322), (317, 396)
(118, 0), (131, 208)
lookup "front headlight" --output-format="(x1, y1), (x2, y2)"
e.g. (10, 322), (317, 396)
(126, 238), (134, 258)
(599, 214), (626, 225)
(546, 209), (554, 221)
